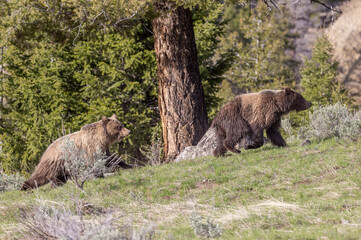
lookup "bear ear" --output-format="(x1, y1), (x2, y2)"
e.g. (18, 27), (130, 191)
(110, 114), (117, 120)
(284, 87), (293, 96)
(101, 116), (108, 122)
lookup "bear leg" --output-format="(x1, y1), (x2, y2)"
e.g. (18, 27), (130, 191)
(117, 161), (133, 169)
(50, 173), (69, 188)
(244, 133), (265, 150)
(213, 145), (227, 157)
(20, 176), (50, 190)
(105, 158), (132, 169)
(266, 120), (287, 147)
(223, 138), (241, 154)
(213, 127), (228, 157)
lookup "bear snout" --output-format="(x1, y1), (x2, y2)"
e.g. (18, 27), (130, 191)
(304, 100), (312, 110)
(296, 101), (312, 112)
(121, 128), (131, 137)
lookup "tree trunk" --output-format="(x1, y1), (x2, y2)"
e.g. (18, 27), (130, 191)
(152, 0), (208, 162)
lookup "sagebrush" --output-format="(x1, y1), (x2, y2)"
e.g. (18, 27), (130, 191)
(281, 117), (294, 140)
(139, 125), (164, 166)
(190, 212), (222, 238)
(0, 172), (25, 192)
(20, 196), (155, 240)
(61, 137), (118, 190)
(300, 103), (361, 141)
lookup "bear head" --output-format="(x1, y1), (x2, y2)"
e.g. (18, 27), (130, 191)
(284, 87), (312, 112)
(102, 114), (131, 144)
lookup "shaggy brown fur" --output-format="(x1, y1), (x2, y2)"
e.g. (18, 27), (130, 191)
(211, 88), (312, 157)
(21, 115), (131, 190)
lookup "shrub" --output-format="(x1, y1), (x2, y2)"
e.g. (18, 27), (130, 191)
(61, 137), (122, 190)
(20, 196), (155, 240)
(302, 103), (361, 141)
(337, 112), (361, 141)
(0, 172), (25, 192)
(281, 117), (293, 140)
(80, 225), (124, 240)
(307, 103), (349, 140)
(139, 125), (163, 166)
(190, 212), (222, 238)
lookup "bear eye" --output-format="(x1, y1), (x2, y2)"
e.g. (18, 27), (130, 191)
(117, 126), (123, 130)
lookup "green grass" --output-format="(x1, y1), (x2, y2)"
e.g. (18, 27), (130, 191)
(2, 138), (361, 239)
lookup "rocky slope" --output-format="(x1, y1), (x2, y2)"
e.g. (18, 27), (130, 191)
(326, 0), (361, 104)
(286, 0), (343, 80)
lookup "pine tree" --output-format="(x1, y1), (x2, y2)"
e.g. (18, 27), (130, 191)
(288, 35), (350, 131)
(217, 4), (296, 102)
(301, 35), (349, 106)
(216, 3), (321, 133)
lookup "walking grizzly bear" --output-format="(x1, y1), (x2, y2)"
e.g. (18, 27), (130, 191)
(212, 88), (312, 157)
(21, 115), (132, 190)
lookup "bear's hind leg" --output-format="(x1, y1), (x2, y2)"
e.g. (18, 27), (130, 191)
(244, 132), (265, 150)
(213, 145), (227, 157)
(50, 171), (69, 188)
(213, 127), (227, 157)
(222, 117), (252, 154)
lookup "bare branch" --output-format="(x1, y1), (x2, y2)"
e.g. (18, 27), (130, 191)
(310, 0), (342, 14)
(114, 10), (139, 26)
(90, 10), (105, 23)
(262, 0), (281, 11)
(263, 0), (274, 11)
(269, 0), (281, 11)
(72, 19), (85, 44)
(263, 0), (342, 14)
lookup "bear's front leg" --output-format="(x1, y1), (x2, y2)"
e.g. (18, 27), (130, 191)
(223, 138), (241, 154)
(266, 120), (286, 147)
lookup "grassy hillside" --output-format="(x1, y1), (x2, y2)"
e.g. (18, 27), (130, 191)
(1, 138), (361, 239)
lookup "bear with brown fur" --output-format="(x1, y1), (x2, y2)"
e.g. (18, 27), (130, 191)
(21, 115), (131, 190)
(212, 88), (312, 157)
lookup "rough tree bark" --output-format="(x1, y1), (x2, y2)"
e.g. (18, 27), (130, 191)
(152, 0), (208, 162)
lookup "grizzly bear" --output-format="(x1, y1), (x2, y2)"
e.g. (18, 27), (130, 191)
(21, 115), (132, 190)
(211, 88), (312, 157)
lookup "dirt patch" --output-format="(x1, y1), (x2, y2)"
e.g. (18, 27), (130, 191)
(196, 179), (218, 189)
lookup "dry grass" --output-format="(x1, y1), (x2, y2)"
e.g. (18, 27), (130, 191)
(218, 199), (302, 224)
